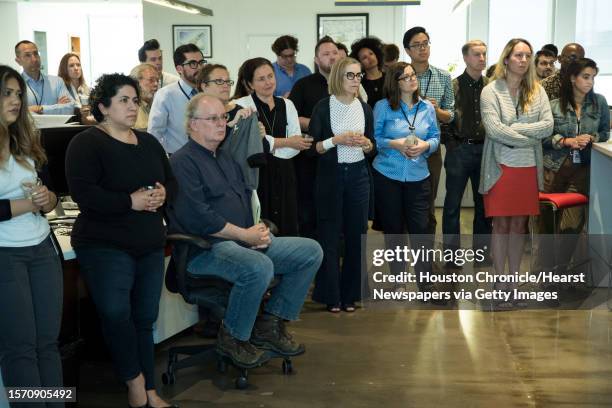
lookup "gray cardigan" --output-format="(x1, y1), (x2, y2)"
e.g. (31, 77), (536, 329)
(479, 79), (553, 194)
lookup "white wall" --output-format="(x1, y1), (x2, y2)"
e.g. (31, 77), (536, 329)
(2, 1), (143, 83)
(143, 0), (404, 79)
(0, 2), (20, 68)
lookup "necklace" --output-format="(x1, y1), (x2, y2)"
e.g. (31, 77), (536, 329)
(258, 99), (276, 135)
(97, 123), (137, 145)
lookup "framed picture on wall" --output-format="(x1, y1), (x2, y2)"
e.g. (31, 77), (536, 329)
(317, 13), (369, 48)
(172, 25), (212, 58)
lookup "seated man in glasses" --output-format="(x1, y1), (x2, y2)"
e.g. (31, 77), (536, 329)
(167, 95), (323, 368)
(148, 43), (206, 154)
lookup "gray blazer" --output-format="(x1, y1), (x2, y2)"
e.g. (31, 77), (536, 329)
(220, 114), (263, 190)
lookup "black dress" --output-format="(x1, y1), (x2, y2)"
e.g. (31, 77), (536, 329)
(362, 73), (385, 109)
(251, 94), (298, 236)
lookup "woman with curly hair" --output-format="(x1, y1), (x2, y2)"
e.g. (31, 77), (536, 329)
(66, 73), (177, 407)
(350, 36), (385, 108)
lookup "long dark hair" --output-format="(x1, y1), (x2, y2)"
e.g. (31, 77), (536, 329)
(384, 62), (420, 110)
(559, 58), (599, 115)
(232, 57), (274, 100)
(0, 65), (46, 169)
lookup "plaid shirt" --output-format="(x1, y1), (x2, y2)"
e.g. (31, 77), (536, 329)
(541, 72), (561, 101)
(416, 64), (455, 122)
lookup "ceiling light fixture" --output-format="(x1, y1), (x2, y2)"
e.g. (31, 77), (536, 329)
(143, 0), (213, 16)
(334, 0), (420, 5)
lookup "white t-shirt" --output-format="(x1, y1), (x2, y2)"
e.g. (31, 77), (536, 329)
(0, 155), (50, 247)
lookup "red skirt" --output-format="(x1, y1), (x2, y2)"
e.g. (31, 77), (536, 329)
(483, 165), (539, 217)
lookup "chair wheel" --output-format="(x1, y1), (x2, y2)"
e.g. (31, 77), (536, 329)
(217, 358), (227, 373)
(235, 375), (248, 389)
(162, 372), (176, 385)
(282, 359), (293, 375)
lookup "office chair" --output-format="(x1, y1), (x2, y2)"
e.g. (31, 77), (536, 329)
(161, 222), (297, 390)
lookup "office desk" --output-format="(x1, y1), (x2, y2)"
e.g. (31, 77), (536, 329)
(55, 233), (199, 344)
(588, 142), (612, 287)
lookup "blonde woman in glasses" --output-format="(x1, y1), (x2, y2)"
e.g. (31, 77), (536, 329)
(308, 57), (376, 313)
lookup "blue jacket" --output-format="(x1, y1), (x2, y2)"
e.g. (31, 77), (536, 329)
(543, 92), (610, 172)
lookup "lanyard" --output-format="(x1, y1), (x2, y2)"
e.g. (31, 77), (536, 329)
(177, 82), (192, 101)
(400, 101), (422, 131)
(421, 70), (433, 98)
(26, 77), (44, 106)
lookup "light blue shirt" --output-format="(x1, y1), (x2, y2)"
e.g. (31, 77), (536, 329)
(147, 78), (196, 154)
(22, 71), (75, 115)
(373, 98), (440, 182)
(273, 62), (311, 97)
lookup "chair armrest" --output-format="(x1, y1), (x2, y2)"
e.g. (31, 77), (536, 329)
(167, 233), (212, 250)
(261, 218), (279, 236)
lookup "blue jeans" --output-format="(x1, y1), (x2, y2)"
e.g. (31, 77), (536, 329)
(188, 236), (322, 341)
(0, 235), (64, 408)
(75, 247), (164, 390)
(442, 143), (491, 251)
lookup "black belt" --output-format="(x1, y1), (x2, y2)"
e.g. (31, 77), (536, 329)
(461, 138), (484, 145)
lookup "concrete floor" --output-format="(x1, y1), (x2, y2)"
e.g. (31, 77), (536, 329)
(76, 209), (612, 407)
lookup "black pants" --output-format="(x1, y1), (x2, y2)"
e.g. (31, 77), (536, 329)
(75, 247), (164, 390)
(373, 169), (433, 289)
(0, 235), (64, 408)
(442, 143), (491, 251)
(313, 161), (369, 305)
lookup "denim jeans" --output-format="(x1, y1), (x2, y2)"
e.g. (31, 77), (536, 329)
(75, 247), (164, 390)
(313, 161), (370, 306)
(442, 143), (491, 251)
(188, 236), (322, 341)
(0, 235), (64, 408)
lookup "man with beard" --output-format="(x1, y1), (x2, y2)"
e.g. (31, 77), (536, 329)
(288, 36), (339, 239)
(148, 43), (205, 154)
(15, 40), (74, 115)
(535, 49), (556, 81)
(130, 63), (160, 130)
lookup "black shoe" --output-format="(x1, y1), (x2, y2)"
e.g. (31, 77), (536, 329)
(251, 314), (305, 356)
(216, 323), (269, 368)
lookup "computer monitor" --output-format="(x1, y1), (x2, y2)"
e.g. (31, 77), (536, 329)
(40, 125), (91, 197)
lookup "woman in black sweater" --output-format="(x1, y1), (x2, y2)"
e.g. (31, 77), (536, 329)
(65, 74), (176, 408)
(308, 58), (376, 312)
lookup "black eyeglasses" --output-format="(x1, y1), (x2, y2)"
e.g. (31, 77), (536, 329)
(345, 72), (365, 80)
(182, 59), (207, 69)
(204, 79), (235, 86)
(192, 113), (230, 123)
(408, 41), (431, 50)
